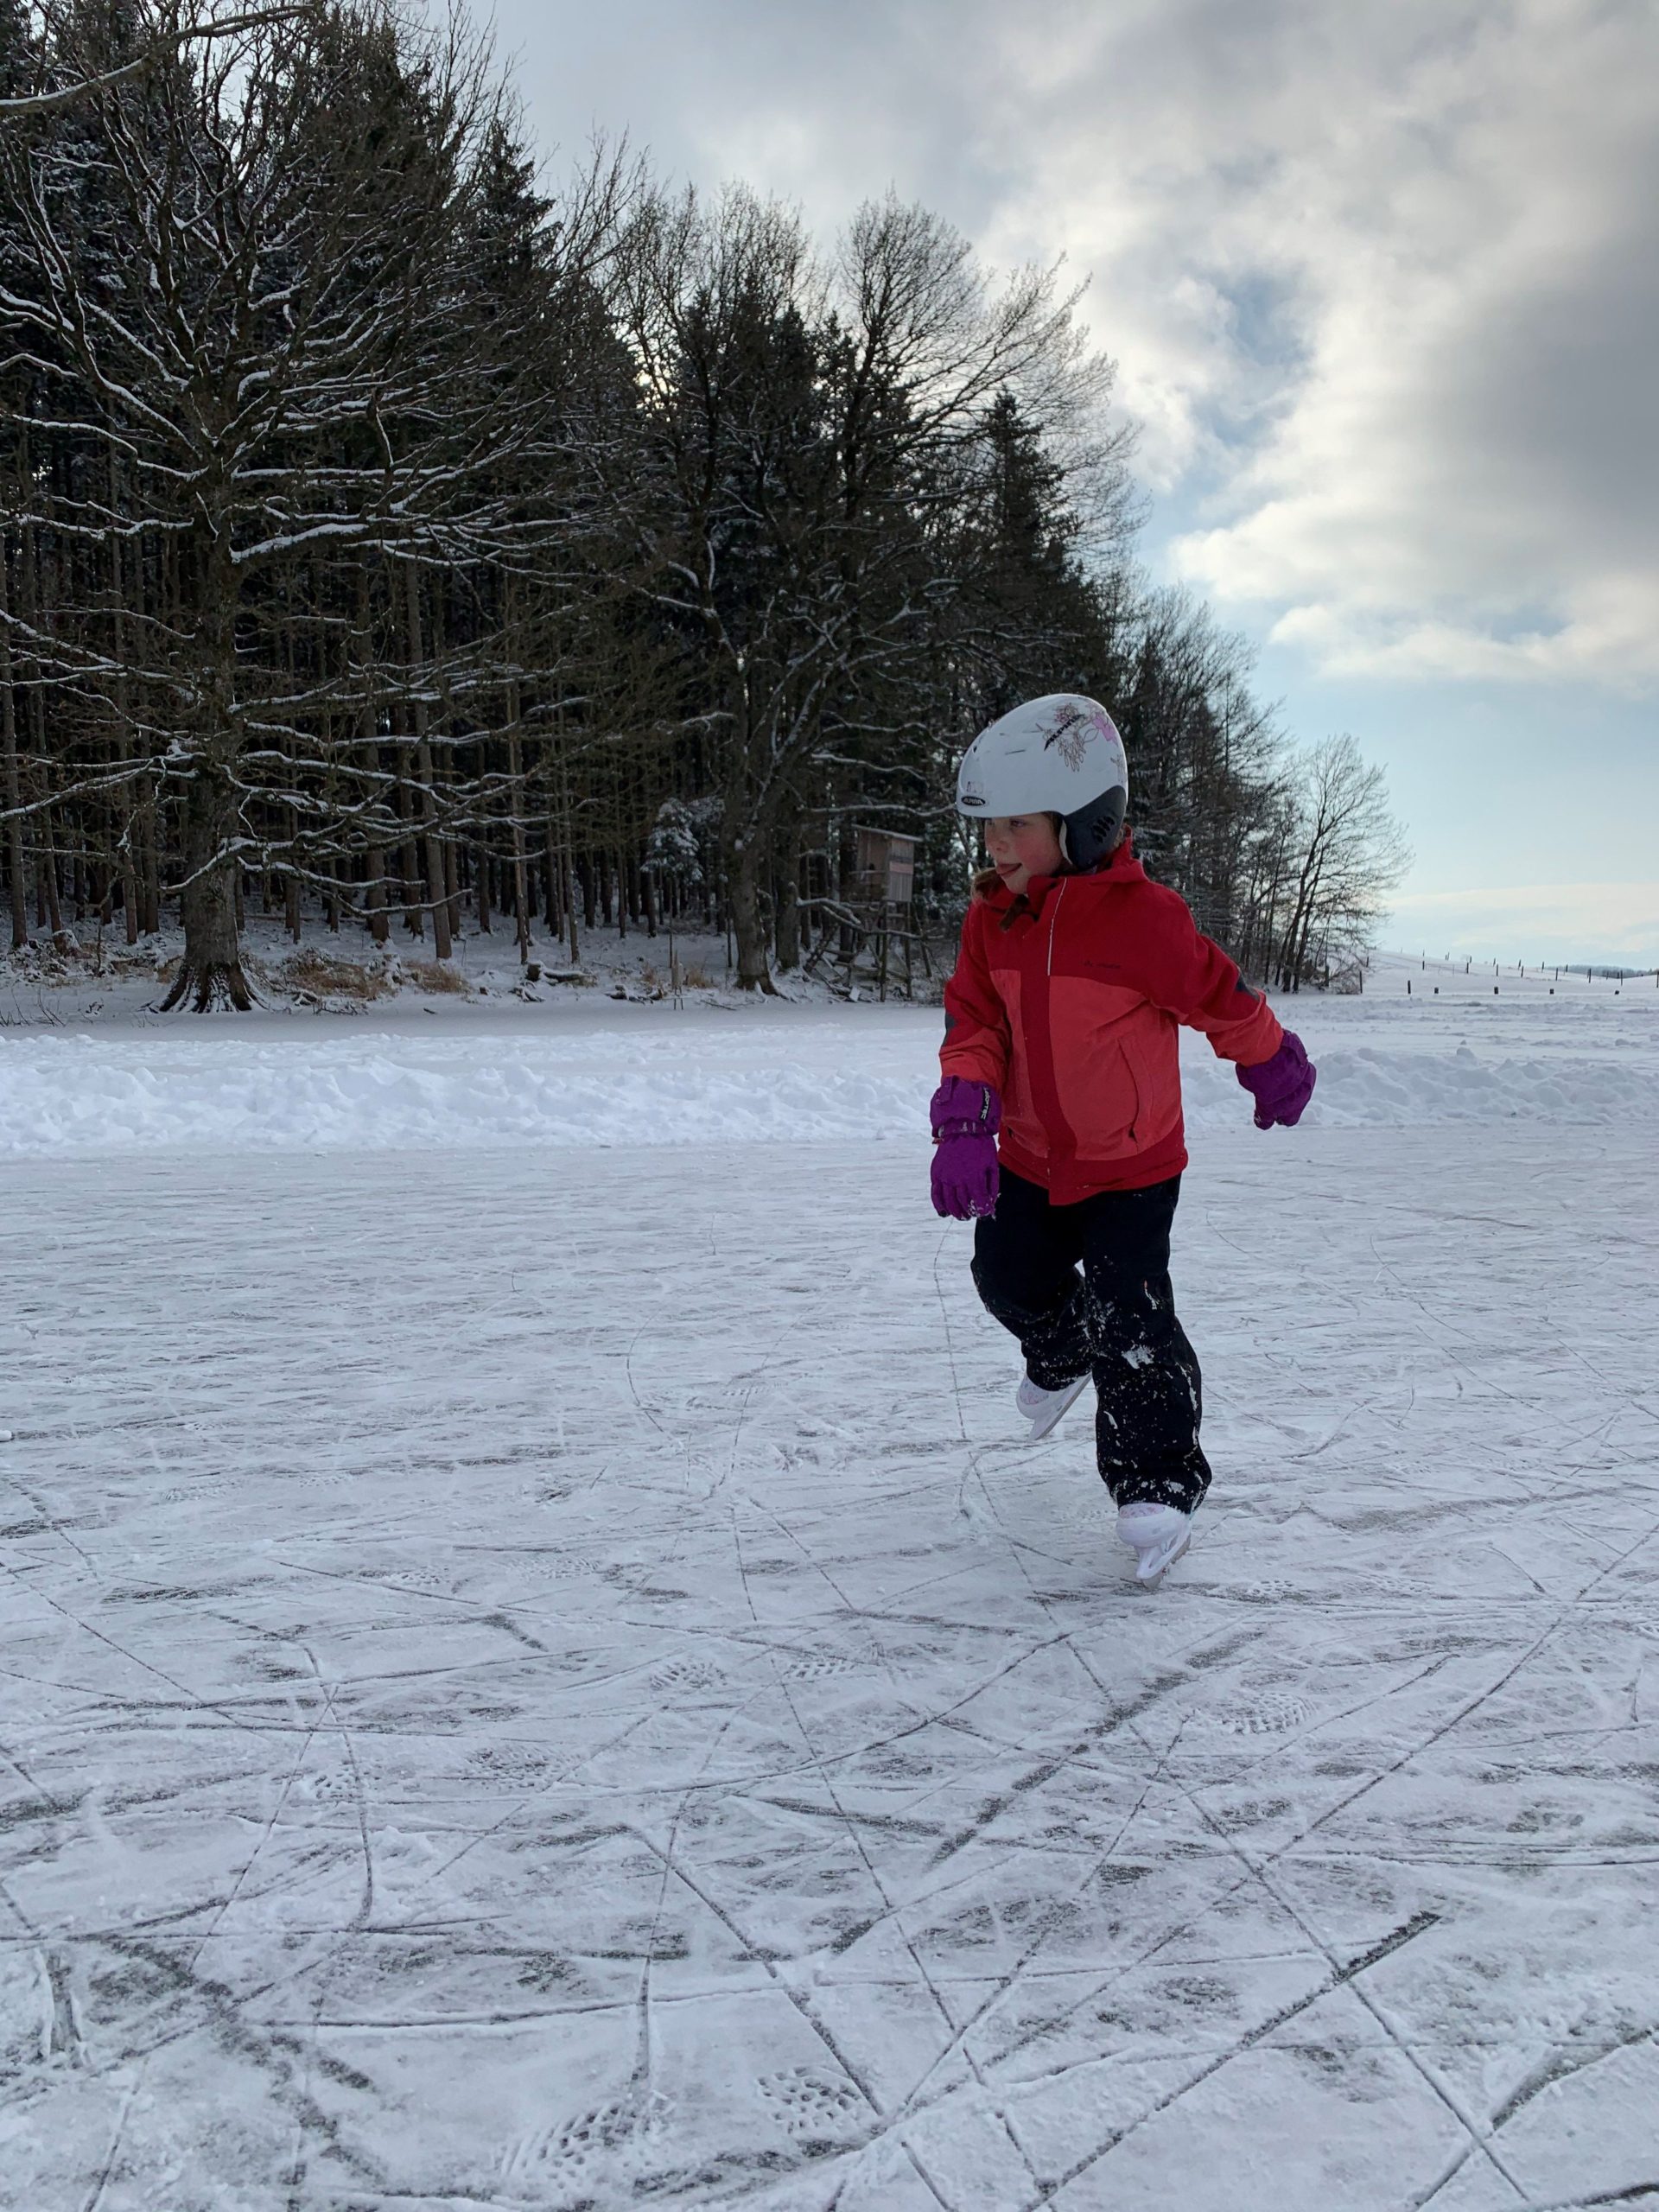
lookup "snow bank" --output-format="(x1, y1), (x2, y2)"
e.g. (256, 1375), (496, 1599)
(2, 1020), (1656, 1157)
(1182, 1036), (1659, 1131)
(0, 1029), (922, 1158)
(1313, 1039), (1659, 1123)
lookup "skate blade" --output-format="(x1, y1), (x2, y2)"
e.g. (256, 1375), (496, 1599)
(1134, 1526), (1192, 1587)
(1026, 1374), (1090, 1441)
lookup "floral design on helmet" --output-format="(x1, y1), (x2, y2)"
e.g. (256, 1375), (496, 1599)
(1043, 702), (1093, 772)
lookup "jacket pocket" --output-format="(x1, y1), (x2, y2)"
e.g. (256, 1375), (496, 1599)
(1046, 979), (1181, 1160)
(1122, 1039), (1146, 1145)
(1122, 1027), (1179, 1147)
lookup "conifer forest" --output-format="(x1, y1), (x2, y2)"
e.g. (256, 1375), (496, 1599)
(0, 0), (1408, 1007)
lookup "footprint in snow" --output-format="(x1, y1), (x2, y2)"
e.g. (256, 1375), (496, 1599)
(648, 1657), (728, 1693)
(305, 1770), (359, 1804)
(502, 2093), (671, 2191)
(756, 2065), (865, 2139)
(1189, 1695), (1309, 1738)
(779, 1649), (870, 1681)
(466, 1744), (556, 1785)
(526, 1553), (604, 1582)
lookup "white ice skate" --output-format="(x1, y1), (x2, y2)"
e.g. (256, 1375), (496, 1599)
(1015, 1373), (1090, 1442)
(1116, 1502), (1192, 1586)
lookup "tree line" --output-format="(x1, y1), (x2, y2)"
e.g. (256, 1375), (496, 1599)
(1, 0), (1408, 1007)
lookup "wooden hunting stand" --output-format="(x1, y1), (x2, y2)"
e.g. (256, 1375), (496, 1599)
(804, 827), (931, 1001)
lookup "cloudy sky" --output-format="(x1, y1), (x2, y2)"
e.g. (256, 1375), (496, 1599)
(480, 0), (1657, 962)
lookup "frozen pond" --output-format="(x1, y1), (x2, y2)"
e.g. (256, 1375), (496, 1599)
(2, 970), (1656, 2208)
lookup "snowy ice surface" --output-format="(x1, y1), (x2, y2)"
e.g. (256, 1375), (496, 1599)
(2, 961), (1657, 2209)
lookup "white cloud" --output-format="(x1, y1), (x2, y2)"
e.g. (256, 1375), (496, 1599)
(1267, 575), (1659, 685)
(1125, 4), (1659, 685)
(484, 0), (1657, 690)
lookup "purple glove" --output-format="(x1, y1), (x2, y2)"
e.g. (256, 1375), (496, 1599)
(1237, 1032), (1316, 1128)
(930, 1077), (1001, 1218)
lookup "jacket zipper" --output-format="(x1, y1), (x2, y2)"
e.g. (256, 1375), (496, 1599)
(1027, 879), (1077, 1190)
(1046, 879), (1066, 975)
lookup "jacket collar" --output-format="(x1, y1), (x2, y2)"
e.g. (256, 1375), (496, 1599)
(981, 830), (1146, 922)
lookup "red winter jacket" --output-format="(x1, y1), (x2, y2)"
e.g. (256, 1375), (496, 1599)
(941, 836), (1282, 1201)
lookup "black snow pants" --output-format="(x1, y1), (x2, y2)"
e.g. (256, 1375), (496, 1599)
(971, 1166), (1211, 1513)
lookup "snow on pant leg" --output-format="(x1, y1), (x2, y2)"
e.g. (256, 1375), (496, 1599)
(969, 1166), (1092, 1389)
(1074, 1175), (1211, 1513)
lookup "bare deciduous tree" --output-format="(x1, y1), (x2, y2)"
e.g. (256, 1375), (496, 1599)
(608, 184), (1126, 989)
(0, 2), (308, 120)
(1273, 734), (1412, 990)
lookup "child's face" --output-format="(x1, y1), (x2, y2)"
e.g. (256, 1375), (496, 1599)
(984, 814), (1065, 896)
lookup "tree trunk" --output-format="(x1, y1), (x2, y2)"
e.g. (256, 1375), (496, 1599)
(397, 772), (423, 936)
(543, 814), (563, 933)
(443, 823), (461, 946)
(0, 550), (29, 950)
(120, 798), (141, 946)
(416, 742), (451, 960)
(505, 721), (531, 965)
(137, 779), (161, 935)
(727, 835), (777, 993)
(16, 484), (67, 948)
(38, 803), (70, 950)
(161, 765), (254, 1011)
(160, 501), (254, 1009)
(773, 811), (802, 972)
(365, 845), (390, 944)
(404, 565), (451, 962)
(284, 804), (302, 943)
(105, 456), (142, 946)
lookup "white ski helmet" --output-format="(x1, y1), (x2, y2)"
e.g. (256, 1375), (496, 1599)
(956, 694), (1129, 871)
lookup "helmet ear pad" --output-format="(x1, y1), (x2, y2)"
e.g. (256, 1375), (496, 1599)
(1058, 786), (1128, 872)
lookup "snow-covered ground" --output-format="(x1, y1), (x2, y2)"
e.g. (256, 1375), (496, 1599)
(2, 961), (1656, 2209)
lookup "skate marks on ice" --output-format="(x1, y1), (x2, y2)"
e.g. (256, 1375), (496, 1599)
(1, 1130), (1657, 2208)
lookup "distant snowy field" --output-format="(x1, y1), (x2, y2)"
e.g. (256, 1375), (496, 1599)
(2, 957), (1656, 2209)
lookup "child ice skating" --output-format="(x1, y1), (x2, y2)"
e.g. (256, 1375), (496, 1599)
(931, 695), (1316, 1584)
